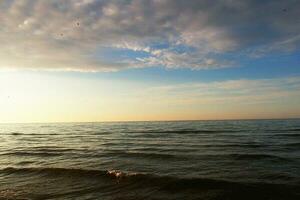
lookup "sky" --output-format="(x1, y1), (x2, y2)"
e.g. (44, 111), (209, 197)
(0, 0), (300, 123)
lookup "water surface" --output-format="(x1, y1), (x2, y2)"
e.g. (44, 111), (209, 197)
(0, 120), (299, 199)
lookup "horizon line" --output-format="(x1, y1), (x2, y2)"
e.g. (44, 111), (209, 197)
(1, 117), (299, 124)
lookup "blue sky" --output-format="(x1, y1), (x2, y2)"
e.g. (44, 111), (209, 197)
(0, 0), (299, 122)
(61, 50), (300, 84)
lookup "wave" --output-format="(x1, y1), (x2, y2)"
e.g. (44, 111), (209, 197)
(124, 129), (238, 134)
(286, 128), (300, 132)
(8, 132), (60, 136)
(260, 173), (296, 181)
(123, 128), (300, 135)
(227, 153), (290, 162)
(10, 132), (23, 136)
(1, 167), (299, 200)
(0, 167), (284, 185)
(198, 143), (264, 148)
(285, 142), (300, 147)
(1, 167), (299, 190)
(1, 151), (63, 157)
(104, 151), (291, 162)
(1, 167), (108, 177)
(274, 133), (300, 137)
(106, 151), (178, 160)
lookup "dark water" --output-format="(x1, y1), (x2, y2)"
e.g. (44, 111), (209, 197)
(0, 119), (300, 200)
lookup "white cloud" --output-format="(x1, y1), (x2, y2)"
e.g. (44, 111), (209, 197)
(144, 76), (300, 105)
(0, 0), (299, 72)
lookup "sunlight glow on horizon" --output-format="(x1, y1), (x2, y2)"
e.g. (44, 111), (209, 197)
(0, 1), (300, 123)
(1, 71), (299, 123)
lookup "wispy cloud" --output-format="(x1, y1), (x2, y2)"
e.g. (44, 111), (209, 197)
(0, 0), (299, 71)
(143, 76), (300, 106)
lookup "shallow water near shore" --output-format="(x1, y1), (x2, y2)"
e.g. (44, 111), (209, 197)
(1, 119), (300, 199)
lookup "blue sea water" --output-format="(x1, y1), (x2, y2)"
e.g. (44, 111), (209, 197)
(0, 119), (299, 199)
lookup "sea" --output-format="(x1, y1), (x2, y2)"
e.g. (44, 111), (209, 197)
(0, 119), (299, 200)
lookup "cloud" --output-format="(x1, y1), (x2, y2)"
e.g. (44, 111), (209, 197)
(0, 0), (299, 72)
(144, 76), (300, 105)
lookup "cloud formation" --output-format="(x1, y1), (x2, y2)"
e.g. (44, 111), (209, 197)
(0, 0), (299, 71)
(144, 76), (300, 106)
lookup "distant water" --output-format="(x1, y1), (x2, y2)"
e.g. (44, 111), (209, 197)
(0, 119), (300, 200)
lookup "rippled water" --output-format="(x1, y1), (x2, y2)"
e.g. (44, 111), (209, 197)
(0, 120), (300, 199)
